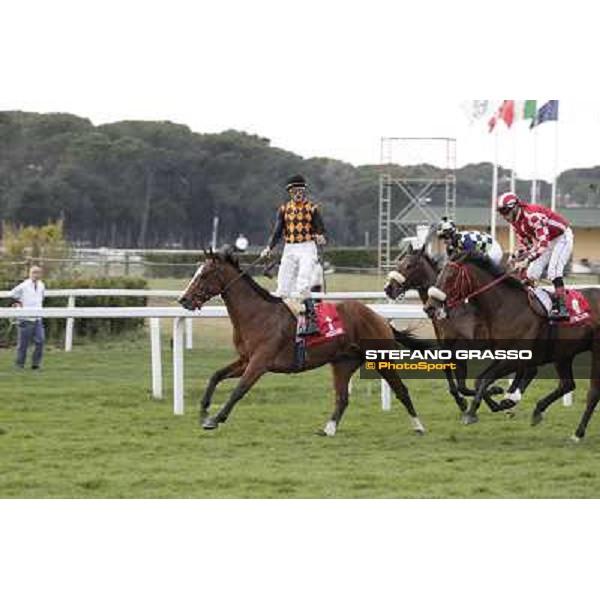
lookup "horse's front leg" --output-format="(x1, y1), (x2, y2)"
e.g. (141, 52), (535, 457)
(442, 364), (468, 413)
(202, 360), (267, 430)
(463, 360), (517, 424)
(320, 359), (362, 436)
(199, 358), (246, 424)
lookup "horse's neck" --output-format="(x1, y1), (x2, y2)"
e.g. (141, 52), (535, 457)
(221, 274), (286, 334)
(417, 260), (438, 304)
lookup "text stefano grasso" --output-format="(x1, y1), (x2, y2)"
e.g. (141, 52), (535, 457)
(364, 349), (533, 361)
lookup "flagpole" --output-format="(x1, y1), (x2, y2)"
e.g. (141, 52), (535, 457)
(551, 117), (559, 211)
(491, 127), (498, 239)
(531, 125), (538, 203)
(509, 128), (517, 254)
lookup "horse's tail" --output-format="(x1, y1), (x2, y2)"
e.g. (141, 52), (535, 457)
(390, 326), (436, 351)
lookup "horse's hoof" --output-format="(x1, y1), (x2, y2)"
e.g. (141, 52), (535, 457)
(413, 428), (426, 436)
(488, 386), (504, 396)
(461, 413), (479, 425)
(202, 417), (218, 430)
(322, 421), (337, 437)
(530, 412), (543, 427)
(569, 434), (582, 444)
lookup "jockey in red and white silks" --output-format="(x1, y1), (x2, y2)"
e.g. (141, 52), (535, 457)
(497, 192), (573, 320)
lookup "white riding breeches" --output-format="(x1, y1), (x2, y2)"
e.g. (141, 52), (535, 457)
(527, 228), (573, 281)
(487, 240), (503, 265)
(275, 241), (319, 298)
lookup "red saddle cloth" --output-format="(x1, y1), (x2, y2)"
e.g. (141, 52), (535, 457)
(563, 290), (592, 326)
(530, 287), (592, 326)
(305, 302), (346, 347)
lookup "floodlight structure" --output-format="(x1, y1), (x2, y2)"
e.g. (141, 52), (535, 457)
(378, 137), (457, 271)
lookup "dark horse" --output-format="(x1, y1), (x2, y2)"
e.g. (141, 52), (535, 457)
(178, 247), (431, 436)
(425, 252), (600, 441)
(384, 247), (537, 413)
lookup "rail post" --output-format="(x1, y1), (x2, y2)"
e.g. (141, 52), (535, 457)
(64, 295), (75, 351)
(150, 318), (163, 399)
(173, 317), (185, 415)
(185, 318), (193, 349)
(381, 380), (392, 411)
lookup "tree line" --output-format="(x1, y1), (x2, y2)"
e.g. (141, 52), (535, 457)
(1, 111), (599, 248)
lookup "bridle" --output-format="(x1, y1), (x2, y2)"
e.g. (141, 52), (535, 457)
(443, 260), (511, 310)
(185, 255), (265, 308)
(386, 254), (436, 301)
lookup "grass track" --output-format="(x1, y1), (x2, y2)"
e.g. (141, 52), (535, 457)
(1, 336), (600, 498)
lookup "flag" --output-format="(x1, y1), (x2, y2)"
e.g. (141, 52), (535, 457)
(523, 100), (537, 121)
(461, 100), (492, 125)
(499, 100), (515, 127)
(488, 100), (515, 131)
(531, 100), (559, 128)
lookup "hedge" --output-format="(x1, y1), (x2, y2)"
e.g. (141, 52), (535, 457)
(142, 247), (378, 277)
(0, 276), (148, 347)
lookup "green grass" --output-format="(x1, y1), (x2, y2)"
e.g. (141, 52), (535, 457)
(2, 331), (600, 498)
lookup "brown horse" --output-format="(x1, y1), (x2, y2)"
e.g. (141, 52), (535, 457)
(178, 247), (430, 436)
(384, 247), (537, 412)
(425, 252), (600, 441)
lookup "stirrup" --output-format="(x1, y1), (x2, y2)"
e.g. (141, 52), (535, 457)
(298, 321), (319, 336)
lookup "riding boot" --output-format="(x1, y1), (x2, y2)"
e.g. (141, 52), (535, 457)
(299, 298), (320, 336)
(550, 288), (570, 321)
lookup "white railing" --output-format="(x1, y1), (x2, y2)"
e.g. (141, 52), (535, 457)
(0, 289), (416, 352)
(2, 285), (594, 352)
(0, 304), (426, 415)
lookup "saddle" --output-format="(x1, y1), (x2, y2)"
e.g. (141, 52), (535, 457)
(529, 287), (592, 326)
(291, 302), (346, 369)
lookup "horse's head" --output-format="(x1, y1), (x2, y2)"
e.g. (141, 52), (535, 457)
(178, 246), (240, 310)
(384, 248), (439, 300)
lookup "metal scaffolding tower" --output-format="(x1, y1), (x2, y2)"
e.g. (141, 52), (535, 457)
(378, 137), (457, 271)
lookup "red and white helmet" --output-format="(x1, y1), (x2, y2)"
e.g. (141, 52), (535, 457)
(496, 192), (521, 215)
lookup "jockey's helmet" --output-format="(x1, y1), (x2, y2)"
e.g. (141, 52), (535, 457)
(497, 192), (521, 220)
(286, 174), (307, 190)
(436, 217), (457, 239)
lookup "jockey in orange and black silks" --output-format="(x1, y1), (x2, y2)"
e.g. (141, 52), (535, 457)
(261, 174), (327, 335)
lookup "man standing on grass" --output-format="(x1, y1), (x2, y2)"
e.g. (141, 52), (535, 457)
(10, 265), (46, 370)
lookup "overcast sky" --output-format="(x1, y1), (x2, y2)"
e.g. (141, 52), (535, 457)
(3, 0), (598, 181)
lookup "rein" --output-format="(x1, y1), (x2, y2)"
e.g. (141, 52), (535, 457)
(220, 255), (266, 298)
(445, 261), (511, 309)
(191, 255), (266, 306)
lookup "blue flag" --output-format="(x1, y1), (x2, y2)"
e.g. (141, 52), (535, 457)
(530, 100), (559, 128)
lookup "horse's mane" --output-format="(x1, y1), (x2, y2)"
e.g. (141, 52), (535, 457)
(452, 251), (525, 292)
(419, 251), (443, 272)
(219, 247), (282, 304)
(395, 247), (442, 271)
